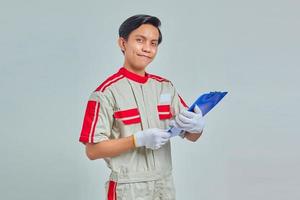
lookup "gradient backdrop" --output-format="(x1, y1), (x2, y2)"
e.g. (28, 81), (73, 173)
(1, 0), (299, 199)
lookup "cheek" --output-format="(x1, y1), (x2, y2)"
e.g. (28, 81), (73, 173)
(129, 45), (140, 56)
(135, 44), (144, 52)
(126, 47), (137, 58)
(151, 48), (158, 56)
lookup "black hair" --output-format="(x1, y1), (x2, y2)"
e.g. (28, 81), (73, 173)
(119, 14), (162, 45)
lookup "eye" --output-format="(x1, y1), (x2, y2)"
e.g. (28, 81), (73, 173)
(151, 42), (158, 47)
(136, 38), (143, 43)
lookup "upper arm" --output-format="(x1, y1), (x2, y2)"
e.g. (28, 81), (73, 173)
(79, 91), (114, 144)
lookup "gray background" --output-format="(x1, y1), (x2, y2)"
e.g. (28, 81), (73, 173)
(1, 0), (299, 199)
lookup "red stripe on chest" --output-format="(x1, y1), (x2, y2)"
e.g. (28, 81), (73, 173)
(113, 108), (140, 119)
(157, 104), (171, 112)
(157, 104), (173, 120)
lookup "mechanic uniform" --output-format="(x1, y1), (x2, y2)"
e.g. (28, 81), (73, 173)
(79, 67), (188, 200)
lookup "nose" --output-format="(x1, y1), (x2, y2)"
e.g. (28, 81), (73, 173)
(142, 43), (151, 53)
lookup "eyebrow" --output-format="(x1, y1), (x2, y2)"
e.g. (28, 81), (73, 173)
(135, 34), (159, 42)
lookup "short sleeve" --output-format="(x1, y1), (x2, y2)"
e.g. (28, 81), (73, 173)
(170, 82), (189, 117)
(79, 91), (114, 144)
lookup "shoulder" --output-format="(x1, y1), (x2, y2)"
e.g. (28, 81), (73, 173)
(148, 73), (171, 83)
(94, 70), (125, 93)
(87, 70), (125, 106)
(148, 73), (179, 91)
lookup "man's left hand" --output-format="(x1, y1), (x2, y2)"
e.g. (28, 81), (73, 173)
(173, 105), (205, 134)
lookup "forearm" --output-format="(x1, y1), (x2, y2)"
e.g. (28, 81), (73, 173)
(184, 131), (202, 142)
(85, 135), (135, 160)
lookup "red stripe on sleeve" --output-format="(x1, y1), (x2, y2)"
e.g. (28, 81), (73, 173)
(79, 101), (97, 143)
(178, 95), (188, 108)
(79, 101), (99, 143)
(90, 102), (100, 143)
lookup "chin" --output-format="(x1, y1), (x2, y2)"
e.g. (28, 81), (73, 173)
(133, 64), (148, 70)
(140, 61), (152, 68)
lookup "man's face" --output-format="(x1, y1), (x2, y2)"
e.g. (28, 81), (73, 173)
(119, 24), (159, 72)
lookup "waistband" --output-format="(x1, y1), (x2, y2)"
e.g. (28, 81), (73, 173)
(109, 169), (172, 184)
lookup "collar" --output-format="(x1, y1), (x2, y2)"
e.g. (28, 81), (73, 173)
(118, 67), (149, 84)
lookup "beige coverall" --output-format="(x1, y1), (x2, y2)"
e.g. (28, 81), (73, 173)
(79, 67), (188, 200)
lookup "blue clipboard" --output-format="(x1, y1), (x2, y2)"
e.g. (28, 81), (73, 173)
(188, 91), (228, 116)
(168, 91), (228, 137)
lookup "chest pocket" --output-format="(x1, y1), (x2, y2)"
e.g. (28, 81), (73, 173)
(157, 104), (173, 120)
(113, 108), (141, 125)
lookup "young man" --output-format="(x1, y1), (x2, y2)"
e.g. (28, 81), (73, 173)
(79, 14), (204, 200)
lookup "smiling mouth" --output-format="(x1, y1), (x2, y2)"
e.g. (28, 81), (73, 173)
(137, 54), (151, 59)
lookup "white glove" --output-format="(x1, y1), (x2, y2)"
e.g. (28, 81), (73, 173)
(172, 105), (205, 134)
(134, 128), (171, 150)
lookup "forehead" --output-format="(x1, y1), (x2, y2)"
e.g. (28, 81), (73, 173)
(129, 24), (159, 40)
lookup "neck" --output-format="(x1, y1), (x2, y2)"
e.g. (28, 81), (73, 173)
(123, 65), (146, 76)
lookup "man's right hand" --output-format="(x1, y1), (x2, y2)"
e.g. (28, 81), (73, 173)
(133, 128), (171, 150)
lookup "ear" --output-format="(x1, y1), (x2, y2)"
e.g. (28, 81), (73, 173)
(118, 37), (126, 52)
